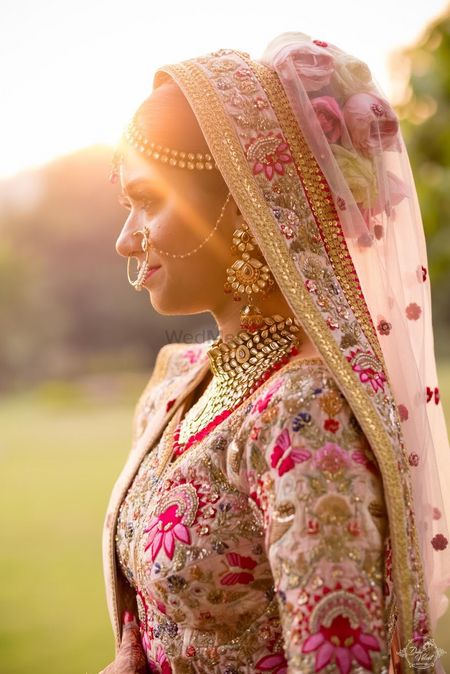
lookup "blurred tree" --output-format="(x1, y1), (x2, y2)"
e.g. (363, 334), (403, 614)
(0, 147), (215, 392)
(2, 10), (450, 389)
(390, 7), (450, 348)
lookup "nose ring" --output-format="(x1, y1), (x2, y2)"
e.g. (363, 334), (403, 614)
(127, 226), (152, 291)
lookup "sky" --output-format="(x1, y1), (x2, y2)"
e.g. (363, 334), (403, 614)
(0, 0), (448, 179)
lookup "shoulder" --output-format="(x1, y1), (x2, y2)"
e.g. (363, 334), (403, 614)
(244, 357), (347, 428)
(150, 341), (211, 384)
(138, 339), (212, 403)
(131, 341), (212, 442)
(150, 339), (214, 383)
(236, 356), (371, 473)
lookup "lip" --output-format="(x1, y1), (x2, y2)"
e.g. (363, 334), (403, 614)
(144, 265), (161, 282)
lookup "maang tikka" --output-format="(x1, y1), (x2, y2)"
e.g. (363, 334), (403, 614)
(224, 212), (276, 332)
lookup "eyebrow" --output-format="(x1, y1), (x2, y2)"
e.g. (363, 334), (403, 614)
(119, 179), (156, 199)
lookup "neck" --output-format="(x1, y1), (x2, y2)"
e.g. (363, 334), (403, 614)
(210, 295), (322, 360)
(208, 312), (301, 372)
(177, 311), (303, 449)
(212, 289), (292, 339)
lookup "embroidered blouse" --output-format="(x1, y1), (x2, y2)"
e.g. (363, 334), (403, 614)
(115, 355), (391, 674)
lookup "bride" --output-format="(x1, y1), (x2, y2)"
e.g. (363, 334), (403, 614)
(99, 32), (450, 674)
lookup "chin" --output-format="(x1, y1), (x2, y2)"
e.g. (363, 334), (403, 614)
(147, 290), (209, 317)
(146, 291), (185, 316)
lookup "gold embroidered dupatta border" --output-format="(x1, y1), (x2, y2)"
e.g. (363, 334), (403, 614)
(154, 53), (432, 670)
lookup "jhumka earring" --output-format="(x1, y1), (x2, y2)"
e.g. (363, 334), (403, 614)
(224, 217), (276, 332)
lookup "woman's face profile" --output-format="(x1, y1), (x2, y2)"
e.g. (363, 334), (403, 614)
(116, 146), (236, 317)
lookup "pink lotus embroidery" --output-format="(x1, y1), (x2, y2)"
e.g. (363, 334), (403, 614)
(302, 614), (381, 674)
(245, 133), (293, 181)
(144, 483), (204, 563)
(144, 503), (191, 562)
(220, 551), (257, 585)
(256, 650), (288, 674)
(346, 349), (386, 393)
(271, 428), (312, 476)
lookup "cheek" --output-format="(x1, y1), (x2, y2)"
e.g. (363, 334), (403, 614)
(149, 222), (201, 264)
(147, 219), (191, 264)
(148, 201), (231, 286)
(162, 253), (225, 298)
(155, 201), (223, 251)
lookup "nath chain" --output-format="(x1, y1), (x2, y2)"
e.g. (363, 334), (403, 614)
(134, 191), (231, 259)
(127, 191), (232, 291)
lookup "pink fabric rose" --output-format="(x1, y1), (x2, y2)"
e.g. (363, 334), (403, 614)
(343, 93), (401, 157)
(311, 96), (345, 143)
(291, 43), (335, 92)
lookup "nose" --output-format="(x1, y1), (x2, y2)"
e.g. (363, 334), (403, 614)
(115, 216), (142, 258)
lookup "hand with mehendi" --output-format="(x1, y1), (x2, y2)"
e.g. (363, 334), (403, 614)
(99, 612), (148, 674)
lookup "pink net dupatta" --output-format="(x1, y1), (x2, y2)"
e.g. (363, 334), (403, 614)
(260, 31), (450, 642)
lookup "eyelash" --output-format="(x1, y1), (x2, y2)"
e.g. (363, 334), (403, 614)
(121, 199), (155, 212)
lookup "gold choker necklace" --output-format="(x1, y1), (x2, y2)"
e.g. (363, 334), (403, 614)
(173, 314), (302, 457)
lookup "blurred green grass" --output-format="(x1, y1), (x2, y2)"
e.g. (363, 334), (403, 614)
(0, 366), (450, 674)
(0, 373), (147, 674)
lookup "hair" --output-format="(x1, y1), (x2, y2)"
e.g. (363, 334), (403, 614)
(131, 78), (228, 196)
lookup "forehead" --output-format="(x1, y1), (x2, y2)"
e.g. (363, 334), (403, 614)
(118, 142), (225, 199)
(119, 147), (162, 195)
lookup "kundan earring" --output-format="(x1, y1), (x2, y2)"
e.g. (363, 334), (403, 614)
(224, 218), (275, 332)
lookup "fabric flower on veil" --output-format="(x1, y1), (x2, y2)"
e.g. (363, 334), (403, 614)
(290, 41), (336, 92)
(343, 92), (402, 157)
(311, 96), (347, 144)
(304, 41), (409, 226)
(330, 144), (378, 209)
(330, 51), (375, 98)
(276, 35), (408, 222)
(359, 170), (411, 225)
